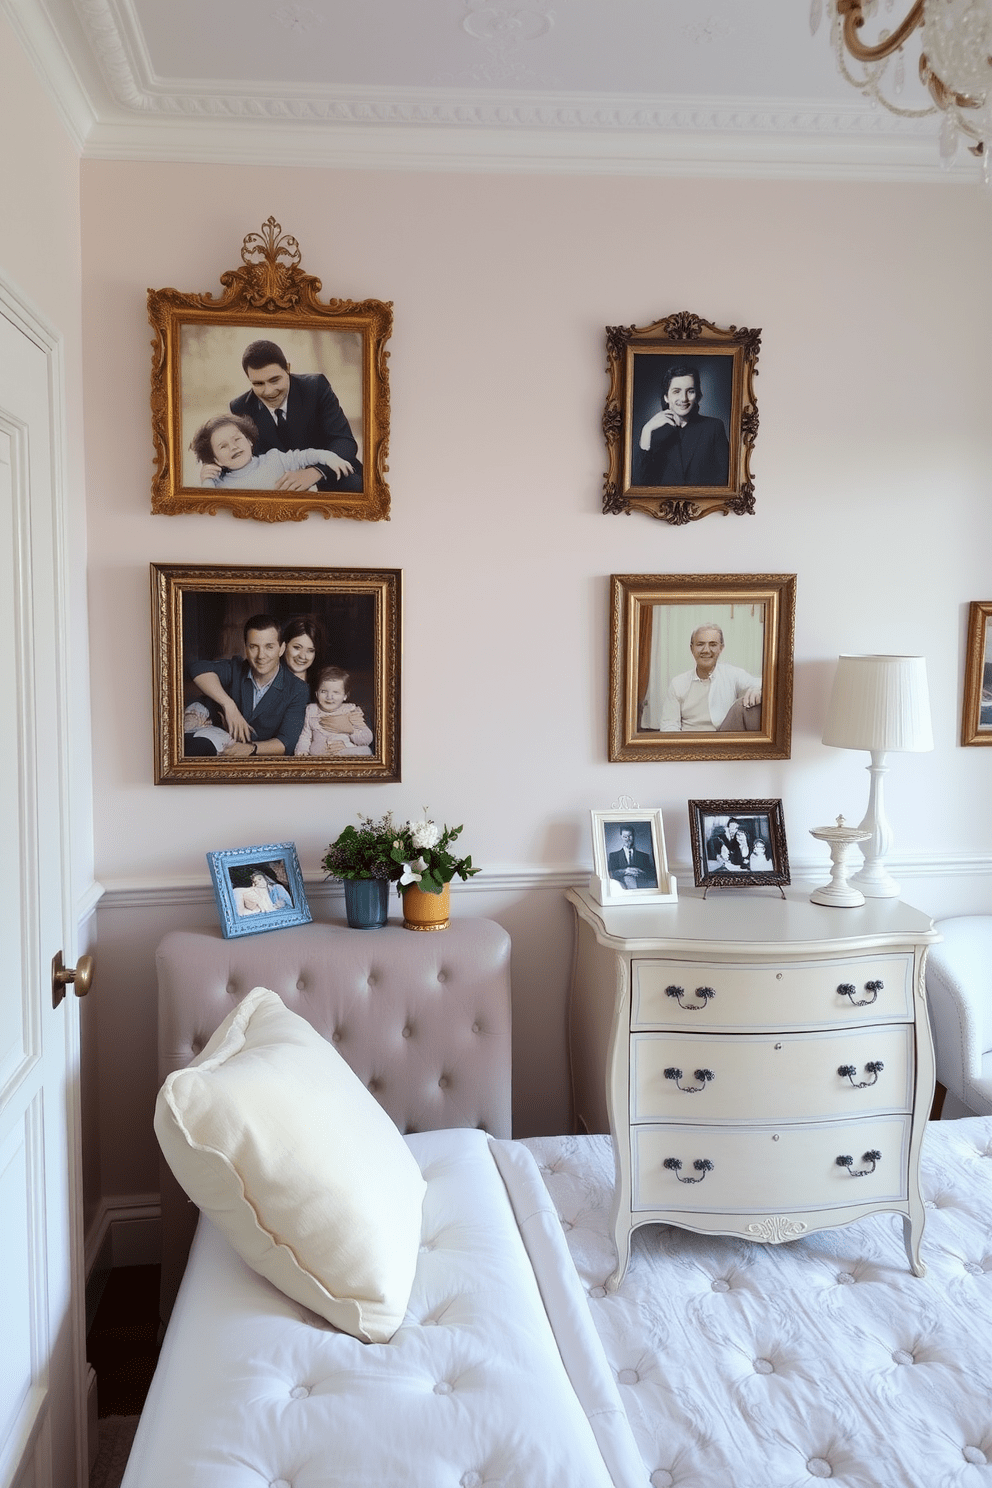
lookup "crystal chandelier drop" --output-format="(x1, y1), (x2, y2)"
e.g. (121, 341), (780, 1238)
(812, 0), (992, 179)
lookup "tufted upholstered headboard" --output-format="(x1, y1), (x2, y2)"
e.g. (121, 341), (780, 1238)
(155, 918), (512, 1323)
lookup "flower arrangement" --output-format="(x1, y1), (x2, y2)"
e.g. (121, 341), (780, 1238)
(392, 816), (479, 895)
(322, 812), (479, 896)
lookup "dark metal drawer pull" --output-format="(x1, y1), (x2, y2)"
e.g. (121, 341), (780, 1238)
(663, 1066), (714, 1093)
(837, 1061), (884, 1088)
(837, 979), (883, 1006)
(663, 1157), (714, 1184)
(836, 1149), (882, 1177)
(665, 984), (716, 1011)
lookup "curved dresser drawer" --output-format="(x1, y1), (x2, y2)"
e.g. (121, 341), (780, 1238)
(630, 1025), (914, 1124)
(631, 1115), (912, 1214)
(632, 953), (914, 1032)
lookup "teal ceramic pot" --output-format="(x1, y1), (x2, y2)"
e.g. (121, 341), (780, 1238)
(343, 877), (390, 929)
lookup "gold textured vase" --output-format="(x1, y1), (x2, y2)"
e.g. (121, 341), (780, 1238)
(401, 882), (450, 931)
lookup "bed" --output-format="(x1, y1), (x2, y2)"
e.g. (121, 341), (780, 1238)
(126, 919), (992, 1488)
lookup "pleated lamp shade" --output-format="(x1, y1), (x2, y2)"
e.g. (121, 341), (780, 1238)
(822, 655), (933, 754)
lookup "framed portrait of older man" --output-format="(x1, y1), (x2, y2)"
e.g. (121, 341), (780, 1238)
(148, 217), (391, 523)
(602, 311), (760, 526)
(151, 563), (401, 784)
(608, 574), (796, 763)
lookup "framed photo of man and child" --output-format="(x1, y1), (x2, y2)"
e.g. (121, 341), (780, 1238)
(688, 799), (791, 894)
(602, 311), (760, 526)
(148, 217), (391, 523)
(151, 564), (401, 784)
(608, 573), (796, 764)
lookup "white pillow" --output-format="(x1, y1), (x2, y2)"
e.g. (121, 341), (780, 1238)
(154, 986), (426, 1343)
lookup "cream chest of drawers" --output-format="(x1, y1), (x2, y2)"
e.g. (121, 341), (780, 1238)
(566, 885), (939, 1287)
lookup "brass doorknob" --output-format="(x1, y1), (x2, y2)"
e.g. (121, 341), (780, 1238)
(52, 951), (94, 1008)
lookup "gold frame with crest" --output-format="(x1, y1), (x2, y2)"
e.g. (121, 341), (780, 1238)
(602, 311), (760, 526)
(148, 218), (392, 523)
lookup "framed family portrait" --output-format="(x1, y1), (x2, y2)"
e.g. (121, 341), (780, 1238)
(589, 808), (677, 904)
(688, 799), (791, 892)
(608, 573), (795, 762)
(148, 217), (392, 523)
(961, 601), (992, 746)
(602, 311), (760, 525)
(207, 842), (311, 938)
(151, 564), (401, 784)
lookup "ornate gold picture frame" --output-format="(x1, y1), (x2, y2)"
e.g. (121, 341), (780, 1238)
(148, 218), (391, 523)
(961, 600), (992, 746)
(608, 573), (795, 762)
(602, 311), (760, 525)
(151, 564), (401, 784)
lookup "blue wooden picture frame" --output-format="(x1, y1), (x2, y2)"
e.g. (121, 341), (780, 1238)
(207, 841), (311, 938)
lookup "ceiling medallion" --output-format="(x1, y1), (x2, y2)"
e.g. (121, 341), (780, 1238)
(814, 0), (991, 179)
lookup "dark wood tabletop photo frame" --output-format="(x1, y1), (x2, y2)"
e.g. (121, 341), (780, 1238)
(602, 311), (760, 526)
(151, 564), (401, 784)
(961, 601), (992, 746)
(609, 573), (795, 763)
(148, 217), (392, 523)
(688, 799), (791, 894)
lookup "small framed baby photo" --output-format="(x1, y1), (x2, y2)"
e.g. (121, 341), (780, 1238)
(148, 216), (392, 523)
(589, 808), (677, 905)
(151, 563), (401, 785)
(207, 842), (311, 939)
(687, 798), (790, 895)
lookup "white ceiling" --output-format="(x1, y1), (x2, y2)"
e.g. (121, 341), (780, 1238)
(4, 0), (972, 179)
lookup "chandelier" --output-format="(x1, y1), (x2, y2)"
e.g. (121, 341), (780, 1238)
(812, 0), (992, 178)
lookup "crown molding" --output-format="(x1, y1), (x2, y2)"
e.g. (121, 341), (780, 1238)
(6, 0), (979, 180)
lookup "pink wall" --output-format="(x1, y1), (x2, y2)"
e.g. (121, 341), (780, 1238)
(79, 159), (992, 1194)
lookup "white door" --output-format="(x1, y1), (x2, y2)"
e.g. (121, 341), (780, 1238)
(0, 286), (86, 1486)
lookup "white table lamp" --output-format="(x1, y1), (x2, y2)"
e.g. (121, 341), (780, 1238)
(821, 655), (933, 899)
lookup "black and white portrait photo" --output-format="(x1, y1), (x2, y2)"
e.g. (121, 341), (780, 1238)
(630, 352), (733, 490)
(605, 820), (658, 892)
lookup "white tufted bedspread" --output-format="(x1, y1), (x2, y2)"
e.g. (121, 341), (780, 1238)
(122, 1128), (644, 1488)
(123, 1119), (992, 1488)
(522, 1118), (992, 1488)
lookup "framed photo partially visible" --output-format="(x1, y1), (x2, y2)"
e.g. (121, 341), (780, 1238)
(688, 799), (791, 893)
(602, 311), (760, 526)
(961, 601), (992, 746)
(148, 217), (391, 524)
(609, 573), (795, 763)
(151, 563), (401, 784)
(207, 842), (311, 938)
(589, 808), (677, 904)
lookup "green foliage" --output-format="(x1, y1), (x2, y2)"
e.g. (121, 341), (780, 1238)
(321, 813), (403, 882)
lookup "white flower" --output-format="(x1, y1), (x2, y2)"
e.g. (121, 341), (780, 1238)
(399, 860), (423, 885)
(409, 819), (441, 851)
